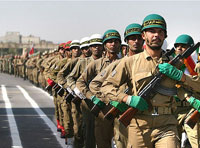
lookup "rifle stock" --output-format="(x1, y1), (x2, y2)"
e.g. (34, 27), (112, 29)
(118, 42), (200, 127)
(104, 106), (120, 120)
(186, 110), (200, 129)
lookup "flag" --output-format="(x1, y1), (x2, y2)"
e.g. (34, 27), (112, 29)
(29, 44), (34, 55)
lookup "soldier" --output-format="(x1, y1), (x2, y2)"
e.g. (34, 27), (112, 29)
(172, 34), (200, 147)
(47, 43), (72, 139)
(56, 40), (82, 144)
(67, 34), (103, 148)
(76, 29), (121, 148)
(89, 23), (144, 148)
(101, 14), (183, 148)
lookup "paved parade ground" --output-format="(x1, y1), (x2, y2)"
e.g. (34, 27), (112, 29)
(0, 73), (70, 148)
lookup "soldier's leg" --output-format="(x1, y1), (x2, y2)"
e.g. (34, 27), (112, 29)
(57, 95), (64, 128)
(95, 111), (114, 148)
(184, 118), (199, 147)
(53, 91), (60, 126)
(113, 118), (128, 148)
(127, 115), (180, 148)
(71, 100), (84, 148)
(81, 101), (96, 148)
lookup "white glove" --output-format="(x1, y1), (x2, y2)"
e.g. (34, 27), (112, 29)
(74, 87), (86, 100)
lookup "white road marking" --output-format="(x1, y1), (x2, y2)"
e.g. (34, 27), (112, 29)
(32, 86), (53, 100)
(1, 85), (23, 148)
(16, 85), (67, 148)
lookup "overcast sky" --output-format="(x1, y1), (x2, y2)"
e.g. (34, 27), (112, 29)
(0, 0), (200, 46)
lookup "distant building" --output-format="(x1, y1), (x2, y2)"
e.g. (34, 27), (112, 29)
(21, 35), (40, 44)
(0, 32), (21, 43)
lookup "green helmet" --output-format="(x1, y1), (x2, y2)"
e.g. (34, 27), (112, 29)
(102, 29), (121, 44)
(142, 14), (167, 32)
(174, 34), (194, 47)
(124, 23), (142, 42)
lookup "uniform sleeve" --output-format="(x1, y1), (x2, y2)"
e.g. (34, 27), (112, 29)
(57, 58), (77, 87)
(183, 74), (200, 92)
(89, 61), (119, 99)
(101, 58), (131, 102)
(67, 60), (82, 90)
(76, 61), (97, 99)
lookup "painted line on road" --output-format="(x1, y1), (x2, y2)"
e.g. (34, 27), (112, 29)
(1, 85), (23, 148)
(32, 86), (53, 100)
(16, 85), (67, 148)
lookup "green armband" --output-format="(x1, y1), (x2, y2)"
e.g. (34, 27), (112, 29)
(188, 96), (200, 112)
(90, 96), (105, 109)
(110, 101), (128, 112)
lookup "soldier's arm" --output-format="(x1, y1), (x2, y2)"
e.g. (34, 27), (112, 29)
(67, 59), (82, 90)
(57, 58), (78, 87)
(89, 60), (120, 100)
(76, 61), (97, 99)
(181, 74), (200, 93)
(101, 58), (132, 103)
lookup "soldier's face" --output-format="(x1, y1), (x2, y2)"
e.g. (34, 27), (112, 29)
(65, 49), (71, 58)
(127, 35), (144, 53)
(90, 44), (103, 57)
(71, 47), (80, 57)
(81, 46), (91, 57)
(121, 46), (128, 56)
(175, 43), (189, 63)
(105, 39), (121, 53)
(175, 43), (189, 55)
(142, 28), (165, 50)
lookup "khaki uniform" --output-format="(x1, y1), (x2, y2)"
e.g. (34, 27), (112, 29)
(101, 50), (181, 148)
(13, 58), (18, 76)
(47, 55), (64, 124)
(51, 57), (74, 138)
(25, 58), (33, 82)
(175, 73), (200, 147)
(17, 58), (23, 77)
(32, 57), (39, 85)
(36, 58), (45, 88)
(76, 57), (117, 148)
(67, 56), (96, 148)
(42, 56), (57, 81)
(89, 59), (128, 148)
(56, 57), (82, 143)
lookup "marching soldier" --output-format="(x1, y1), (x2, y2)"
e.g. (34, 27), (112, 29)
(172, 34), (200, 147)
(101, 14), (181, 148)
(67, 34), (103, 148)
(89, 23), (144, 148)
(56, 40), (82, 145)
(76, 29), (121, 148)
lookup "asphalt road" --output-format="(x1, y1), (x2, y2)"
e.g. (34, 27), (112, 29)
(0, 73), (71, 148)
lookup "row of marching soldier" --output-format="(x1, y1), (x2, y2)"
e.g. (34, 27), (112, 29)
(1, 13), (200, 148)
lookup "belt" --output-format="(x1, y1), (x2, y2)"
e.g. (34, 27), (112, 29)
(139, 106), (172, 116)
(177, 100), (190, 107)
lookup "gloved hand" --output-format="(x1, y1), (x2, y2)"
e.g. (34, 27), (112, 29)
(194, 62), (200, 74)
(158, 63), (183, 81)
(110, 101), (128, 112)
(90, 96), (105, 109)
(188, 96), (200, 112)
(126, 96), (148, 111)
(47, 78), (55, 86)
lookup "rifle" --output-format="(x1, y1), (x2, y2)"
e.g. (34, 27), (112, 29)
(103, 48), (176, 121)
(186, 110), (200, 129)
(118, 42), (200, 127)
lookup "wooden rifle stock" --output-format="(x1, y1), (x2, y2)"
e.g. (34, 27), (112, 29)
(186, 110), (200, 129)
(119, 107), (138, 127)
(104, 106), (120, 120)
